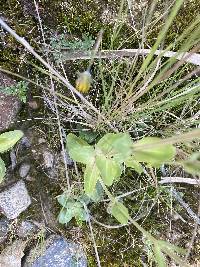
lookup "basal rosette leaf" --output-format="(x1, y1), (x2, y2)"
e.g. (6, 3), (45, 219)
(96, 133), (133, 163)
(84, 161), (100, 196)
(125, 157), (143, 174)
(0, 130), (23, 153)
(132, 137), (176, 167)
(58, 208), (73, 224)
(96, 154), (121, 186)
(67, 133), (95, 164)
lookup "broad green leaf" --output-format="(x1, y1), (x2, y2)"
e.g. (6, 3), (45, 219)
(58, 209), (73, 224)
(57, 194), (69, 207)
(67, 133), (90, 149)
(67, 133), (95, 164)
(78, 194), (91, 205)
(96, 155), (121, 186)
(182, 160), (200, 175)
(76, 208), (88, 221)
(125, 157), (143, 174)
(72, 203), (88, 221)
(0, 157), (6, 183)
(180, 153), (200, 175)
(96, 133), (133, 163)
(132, 137), (176, 167)
(0, 130), (23, 153)
(153, 245), (167, 267)
(159, 240), (186, 255)
(189, 152), (200, 161)
(58, 201), (86, 225)
(89, 181), (104, 202)
(84, 161), (100, 196)
(66, 200), (77, 209)
(109, 201), (129, 224)
(67, 200), (83, 213)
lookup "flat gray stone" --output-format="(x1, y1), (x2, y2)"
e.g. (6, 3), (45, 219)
(24, 235), (87, 267)
(0, 180), (31, 219)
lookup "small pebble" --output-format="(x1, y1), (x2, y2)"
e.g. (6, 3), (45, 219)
(19, 163), (31, 178)
(43, 151), (54, 169)
(20, 136), (31, 148)
(17, 221), (38, 238)
(38, 138), (46, 144)
(28, 100), (39, 110)
(0, 239), (26, 267)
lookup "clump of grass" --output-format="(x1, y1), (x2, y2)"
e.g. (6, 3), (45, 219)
(32, 0), (200, 136)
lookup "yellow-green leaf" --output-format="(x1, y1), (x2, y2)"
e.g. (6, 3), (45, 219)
(133, 137), (176, 167)
(67, 133), (95, 164)
(180, 153), (200, 175)
(96, 133), (133, 163)
(125, 157), (143, 174)
(0, 130), (24, 153)
(0, 157), (6, 183)
(181, 160), (200, 175)
(109, 201), (129, 224)
(96, 155), (121, 186)
(84, 161), (100, 196)
(153, 245), (167, 267)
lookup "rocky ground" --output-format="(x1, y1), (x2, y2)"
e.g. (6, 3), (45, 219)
(0, 72), (87, 266)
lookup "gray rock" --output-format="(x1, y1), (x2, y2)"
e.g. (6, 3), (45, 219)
(20, 136), (31, 148)
(16, 221), (38, 238)
(0, 93), (21, 132)
(0, 180), (31, 219)
(0, 72), (21, 132)
(10, 149), (17, 169)
(28, 100), (39, 110)
(0, 239), (26, 267)
(0, 218), (9, 244)
(24, 235), (87, 267)
(43, 150), (54, 169)
(19, 163), (31, 178)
